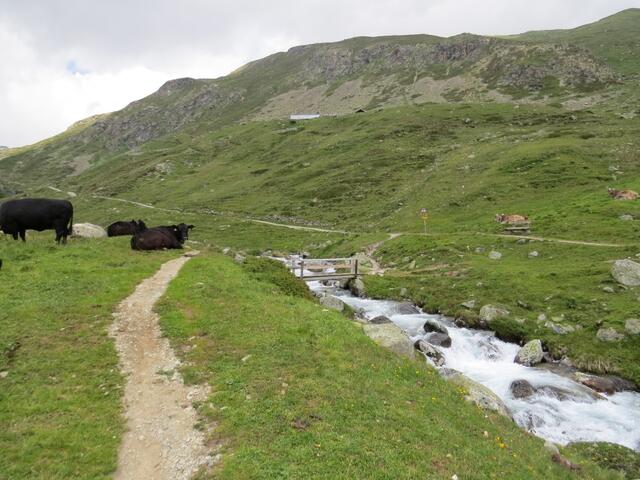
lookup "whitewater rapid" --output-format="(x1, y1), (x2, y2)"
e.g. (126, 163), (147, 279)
(308, 280), (640, 451)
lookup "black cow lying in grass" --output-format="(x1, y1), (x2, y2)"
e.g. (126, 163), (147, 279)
(107, 219), (146, 237)
(130, 223), (194, 250)
(0, 198), (73, 244)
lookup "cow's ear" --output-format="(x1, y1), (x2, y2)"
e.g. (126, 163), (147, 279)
(188, 225), (195, 229)
(171, 225), (178, 229)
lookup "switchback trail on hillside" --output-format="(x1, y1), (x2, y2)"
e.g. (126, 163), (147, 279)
(109, 251), (212, 480)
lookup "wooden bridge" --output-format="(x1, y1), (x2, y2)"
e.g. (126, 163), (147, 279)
(288, 257), (360, 281)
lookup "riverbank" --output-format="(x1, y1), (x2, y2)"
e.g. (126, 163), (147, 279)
(156, 253), (624, 478)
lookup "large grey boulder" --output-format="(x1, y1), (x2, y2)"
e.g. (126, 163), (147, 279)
(625, 318), (640, 335)
(72, 223), (107, 238)
(349, 278), (366, 297)
(514, 339), (544, 366)
(369, 315), (392, 324)
(319, 295), (345, 312)
(479, 305), (509, 323)
(394, 302), (419, 315)
(596, 327), (625, 342)
(611, 259), (640, 286)
(414, 339), (445, 366)
(441, 370), (511, 418)
(363, 323), (415, 360)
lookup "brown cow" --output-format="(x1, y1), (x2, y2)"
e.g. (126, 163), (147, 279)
(607, 188), (638, 200)
(495, 214), (529, 224)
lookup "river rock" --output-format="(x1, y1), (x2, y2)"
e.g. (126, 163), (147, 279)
(611, 259), (640, 286)
(349, 278), (366, 297)
(363, 323), (415, 360)
(424, 318), (448, 335)
(369, 315), (392, 324)
(572, 372), (637, 394)
(514, 339), (544, 366)
(488, 251), (502, 260)
(510, 379), (535, 399)
(625, 318), (640, 335)
(394, 302), (419, 315)
(414, 340), (445, 366)
(596, 327), (625, 342)
(479, 305), (509, 323)
(71, 223), (107, 238)
(319, 295), (345, 312)
(443, 371), (511, 418)
(424, 332), (452, 348)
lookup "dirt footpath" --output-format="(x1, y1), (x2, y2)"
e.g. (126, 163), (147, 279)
(109, 252), (212, 480)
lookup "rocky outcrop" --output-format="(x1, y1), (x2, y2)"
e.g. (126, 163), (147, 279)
(71, 223), (107, 238)
(363, 323), (415, 360)
(514, 339), (544, 366)
(440, 369), (511, 418)
(611, 259), (640, 286)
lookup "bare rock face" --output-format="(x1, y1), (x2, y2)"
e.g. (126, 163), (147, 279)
(611, 259), (640, 286)
(514, 339), (544, 366)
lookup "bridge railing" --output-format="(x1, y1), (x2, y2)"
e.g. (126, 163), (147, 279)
(288, 257), (359, 280)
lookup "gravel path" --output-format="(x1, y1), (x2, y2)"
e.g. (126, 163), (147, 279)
(109, 251), (212, 480)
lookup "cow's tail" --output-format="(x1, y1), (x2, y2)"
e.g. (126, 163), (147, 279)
(67, 211), (74, 236)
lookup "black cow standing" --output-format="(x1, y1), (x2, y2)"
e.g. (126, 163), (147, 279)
(107, 219), (146, 237)
(0, 198), (73, 244)
(131, 223), (194, 250)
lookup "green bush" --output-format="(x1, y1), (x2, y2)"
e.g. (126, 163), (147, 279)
(242, 257), (313, 300)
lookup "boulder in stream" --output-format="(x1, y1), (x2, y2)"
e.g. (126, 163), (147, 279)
(572, 372), (637, 395)
(369, 315), (392, 324)
(510, 379), (535, 399)
(423, 318), (448, 335)
(441, 370), (511, 418)
(394, 302), (419, 315)
(424, 332), (452, 348)
(514, 339), (544, 366)
(414, 340), (445, 366)
(363, 323), (415, 360)
(349, 278), (366, 297)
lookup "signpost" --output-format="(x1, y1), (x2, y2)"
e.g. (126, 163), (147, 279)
(420, 208), (428, 235)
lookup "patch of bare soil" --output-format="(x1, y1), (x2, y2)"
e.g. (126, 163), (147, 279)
(109, 251), (213, 480)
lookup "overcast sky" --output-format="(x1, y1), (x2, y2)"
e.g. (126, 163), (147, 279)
(0, 0), (638, 147)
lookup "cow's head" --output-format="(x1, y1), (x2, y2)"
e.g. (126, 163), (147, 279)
(172, 223), (195, 243)
(135, 220), (147, 233)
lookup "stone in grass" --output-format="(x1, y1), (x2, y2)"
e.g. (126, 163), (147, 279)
(514, 339), (544, 366)
(601, 286), (615, 293)
(625, 318), (640, 335)
(619, 214), (634, 221)
(319, 295), (344, 312)
(596, 327), (625, 342)
(528, 251), (539, 258)
(611, 259), (640, 286)
(488, 251), (502, 260)
(479, 305), (510, 323)
(460, 300), (476, 309)
(545, 321), (574, 335)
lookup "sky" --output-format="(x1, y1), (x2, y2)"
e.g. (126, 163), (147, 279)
(0, 0), (638, 147)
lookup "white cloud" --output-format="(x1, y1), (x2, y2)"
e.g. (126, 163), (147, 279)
(0, 0), (638, 147)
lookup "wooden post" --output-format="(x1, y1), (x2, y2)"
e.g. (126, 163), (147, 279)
(300, 260), (304, 279)
(354, 259), (359, 277)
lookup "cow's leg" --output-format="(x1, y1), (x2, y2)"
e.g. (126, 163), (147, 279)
(12, 232), (18, 240)
(19, 230), (26, 242)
